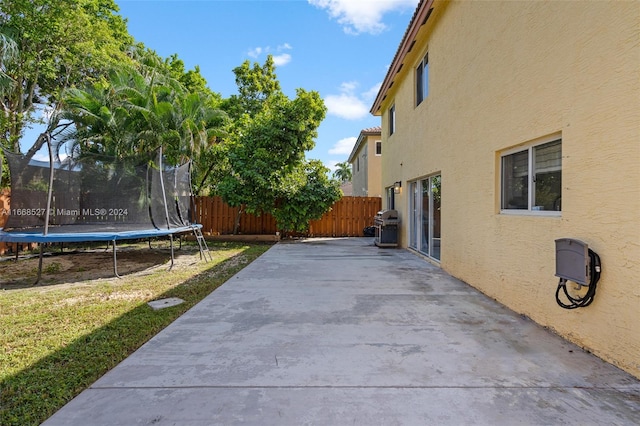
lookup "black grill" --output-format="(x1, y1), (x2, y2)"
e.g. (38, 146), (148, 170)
(374, 209), (399, 247)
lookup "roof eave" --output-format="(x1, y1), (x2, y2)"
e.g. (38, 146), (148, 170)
(347, 133), (367, 164)
(347, 127), (382, 164)
(370, 0), (435, 115)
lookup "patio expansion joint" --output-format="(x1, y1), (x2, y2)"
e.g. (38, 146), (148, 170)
(89, 384), (636, 391)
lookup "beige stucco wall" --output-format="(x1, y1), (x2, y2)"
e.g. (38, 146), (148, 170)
(366, 135), (382, 197)
(351, 134), (383, 197)
(379, 0), (640, 377)
(351, 141), (368, 196)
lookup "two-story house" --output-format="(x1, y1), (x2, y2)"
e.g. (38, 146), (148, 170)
(347, 126), (382, 197)
(371, 0), (640, 378)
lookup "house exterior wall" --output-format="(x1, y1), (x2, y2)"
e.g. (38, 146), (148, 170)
(366, 135), (382, 197)
(351, 142), (368, 196)
(378, 0), (640, 378)
(350, 133), (383, 197)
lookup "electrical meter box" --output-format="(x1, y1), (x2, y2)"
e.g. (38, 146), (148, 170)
(555, 238), (590, 286)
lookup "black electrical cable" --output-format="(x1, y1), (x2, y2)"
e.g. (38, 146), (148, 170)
(556, 249), (601, 309)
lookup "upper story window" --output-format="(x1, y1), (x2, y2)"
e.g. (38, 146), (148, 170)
(416, 53), (429, 106)
(501, 137), (562, 214)
(389, 104), (396, 135)
(375, 140), (382, 156)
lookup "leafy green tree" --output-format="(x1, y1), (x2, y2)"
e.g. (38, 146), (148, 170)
(0, 0), (133, 152)
(222, 56), (281, 119)
(219, 89), (325, 210)
(332, 161), (352, 183)
(272, 160), (342, 233)
(217, 56), (338, 234)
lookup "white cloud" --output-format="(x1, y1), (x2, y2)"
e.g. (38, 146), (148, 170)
(308, 0), (418, 35)
(325, 81), (381, 120)
(362, 82), (382, 101)
(325, 93), (369, 120)
(329, 136), (357, 155)
(247, 43), (293, 66)
(248, 47), (262, 58)
(340, 81), (358, 92)
(272, 53), (292, 66)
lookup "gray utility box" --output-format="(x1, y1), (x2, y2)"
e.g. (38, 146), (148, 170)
(374, 209), (399, 247)
(555, 238), (590, 285)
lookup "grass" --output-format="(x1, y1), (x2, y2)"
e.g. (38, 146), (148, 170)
(0, 241), (272, 426)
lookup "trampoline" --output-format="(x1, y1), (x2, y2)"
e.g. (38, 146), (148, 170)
(0, 134), (210, 283)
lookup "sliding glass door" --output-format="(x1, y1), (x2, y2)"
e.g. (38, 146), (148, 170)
(430, 175), (441, 260)
(408, 174), (441, 261)
(409, 181), (418, 249)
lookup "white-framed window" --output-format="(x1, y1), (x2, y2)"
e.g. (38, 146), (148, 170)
(389, 104), (395, 136)
(500, 137), (562, 214)
(416, 53), (429, 106)
(375, 140), (382, 156)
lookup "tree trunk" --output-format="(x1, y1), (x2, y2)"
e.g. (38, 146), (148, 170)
(194, 162), (215, 196)
(233, 204), (244, 235)
(23, 132), (47, 161)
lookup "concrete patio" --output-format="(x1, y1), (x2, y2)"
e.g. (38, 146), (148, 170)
(43, 238), (640, 425)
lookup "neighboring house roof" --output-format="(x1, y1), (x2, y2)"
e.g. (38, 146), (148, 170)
(347, 126), (382, 163)
(340, 181), (353, 196)
(370, 0), (434, 115)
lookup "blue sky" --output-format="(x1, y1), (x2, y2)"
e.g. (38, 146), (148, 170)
(27, 0), (419, 169)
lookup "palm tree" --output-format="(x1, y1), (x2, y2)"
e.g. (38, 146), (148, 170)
(0, 32), (18, 96)
(60, 65), (179, 159)
(60, 65), (228, 168)
(165, 91), (227, 164)
(60, 73), (137, 159)
(332, 161), (352, 183)
(0, 32), (18, 185)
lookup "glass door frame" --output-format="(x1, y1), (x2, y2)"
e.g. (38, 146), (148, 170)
(408, 174), (441, 261)
(409, 181), (418, 250)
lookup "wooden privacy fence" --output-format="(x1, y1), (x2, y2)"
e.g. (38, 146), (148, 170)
(0, 190), (39, 255)
(0, 193), (381, 254)
(306, 196), (381, 237)
(0, 190), (8, 255)
(194, 196), (277, 236)
(194, 196), (381, 237)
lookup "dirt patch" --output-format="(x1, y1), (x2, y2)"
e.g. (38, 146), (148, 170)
(0, 244), (203, 290)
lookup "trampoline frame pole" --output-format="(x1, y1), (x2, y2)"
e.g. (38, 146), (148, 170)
(35, 133), (54, 285)
(157, 147), (176, 271)
(112, 239), (121, 278)
(157, 147), (171, 231)
(169, 234), (175, 271)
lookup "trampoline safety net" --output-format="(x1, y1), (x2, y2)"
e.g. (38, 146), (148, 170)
(2, 148), (193, 233)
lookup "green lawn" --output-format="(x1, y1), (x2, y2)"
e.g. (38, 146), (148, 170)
(0, 241), (272, 426)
